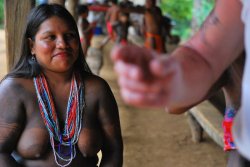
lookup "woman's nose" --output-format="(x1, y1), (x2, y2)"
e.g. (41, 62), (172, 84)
(56, 37), (68, 48)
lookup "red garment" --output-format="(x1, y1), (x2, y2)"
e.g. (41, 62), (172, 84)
(106, 21), (112, 36)
(144, 32), (166, 53)
(88, 5), (109, 12)
(106, 21), (115, 40)
(223, 107), (237, 151)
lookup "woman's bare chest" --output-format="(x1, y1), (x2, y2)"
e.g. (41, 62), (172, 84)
(17, 120), (103, 159)
(16, 79), (103, 159)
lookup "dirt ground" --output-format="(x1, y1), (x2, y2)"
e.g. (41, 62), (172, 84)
(0, 30), (227, 167)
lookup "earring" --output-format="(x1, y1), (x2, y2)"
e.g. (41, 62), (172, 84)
(31, 55), (36, 62)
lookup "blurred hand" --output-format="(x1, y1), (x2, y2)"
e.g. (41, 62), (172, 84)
(111, 44), (212, 113)
(111, 45), (183, 112)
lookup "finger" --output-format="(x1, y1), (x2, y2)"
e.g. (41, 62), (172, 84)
(114, 59), (161, 81)
(120, 88), (169, 108)
(118, 75), (163, 93)
(114, 59), (160, 82)
(114, 60), (144, 80)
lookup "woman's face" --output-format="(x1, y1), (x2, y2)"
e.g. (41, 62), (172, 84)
(30, 16), (79, 73)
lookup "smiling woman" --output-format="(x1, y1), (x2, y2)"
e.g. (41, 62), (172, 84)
(0, 4), (123, 167)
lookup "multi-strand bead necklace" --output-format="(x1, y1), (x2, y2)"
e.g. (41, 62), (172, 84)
(33, 73), (84, 167)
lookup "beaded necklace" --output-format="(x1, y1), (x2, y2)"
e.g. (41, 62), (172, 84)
(33, 73), (84, 167)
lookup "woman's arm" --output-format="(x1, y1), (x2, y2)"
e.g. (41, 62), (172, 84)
(0, 79), (25, 166)
(97, 79), (123, 167)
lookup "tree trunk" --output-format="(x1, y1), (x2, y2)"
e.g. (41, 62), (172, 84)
(4, 0), (35, 70)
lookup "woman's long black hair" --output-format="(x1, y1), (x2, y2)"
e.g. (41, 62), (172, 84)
(5, 4), (91, 79)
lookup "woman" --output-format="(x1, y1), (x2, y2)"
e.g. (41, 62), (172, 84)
(0, 4), (123, 167)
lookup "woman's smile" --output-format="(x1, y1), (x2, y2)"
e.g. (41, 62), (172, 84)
(53, 51), (71, 58)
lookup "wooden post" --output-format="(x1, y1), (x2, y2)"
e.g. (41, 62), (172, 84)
(48, 0), (66, 6)
(4, 0), (35, 71)
(66, 0), (79, 20)
(48, 0), (79, 20)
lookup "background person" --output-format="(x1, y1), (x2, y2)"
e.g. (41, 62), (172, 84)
(78, 4), (96, 56)
(143, 0), (166, 53)
(105, 0), (120, 42)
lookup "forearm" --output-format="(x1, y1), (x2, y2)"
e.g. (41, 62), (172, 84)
(0, 153), (22, 167)
(99, 133), (123, 167)
(173, 45), (230, 94)
(166, 40), (238, 114)
(167, 0), (244, 113)
(185, 0), (244, 82)
(165, 46), (217, 113)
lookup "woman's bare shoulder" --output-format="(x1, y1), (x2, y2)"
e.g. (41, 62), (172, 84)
(84, 75), (112, 100)
(84, 75), (111, 94)
(0, 78), (33, 122)
(0, 77), (33, 99)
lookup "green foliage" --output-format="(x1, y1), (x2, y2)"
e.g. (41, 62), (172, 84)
(160, 0), (214, 41)
(192, 1), (214, 28)
(0, 0), (3, 29)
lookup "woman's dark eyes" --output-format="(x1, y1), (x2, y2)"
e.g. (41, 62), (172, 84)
(44, 35), (56, 41)
(43, 33), (76, 41)
(64, 33), (76, 40)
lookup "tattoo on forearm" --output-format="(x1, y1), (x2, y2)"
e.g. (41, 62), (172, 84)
(200, 9), (220, 44)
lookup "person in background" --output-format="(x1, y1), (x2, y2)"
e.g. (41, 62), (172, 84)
(78, 4), (96, 56)
(111, 0), (250, 166)
(143, 0), (166, 53)
(119, 0), (133, 21)
(221, 53), (244, 167)
(111, 0), (134, 45)
(119, 0), (133, 8)
(105, 0), (120, 42)
(162, 15), (180, 47)
(109, 11), (131, 45)
(0, 4), (123, 167)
